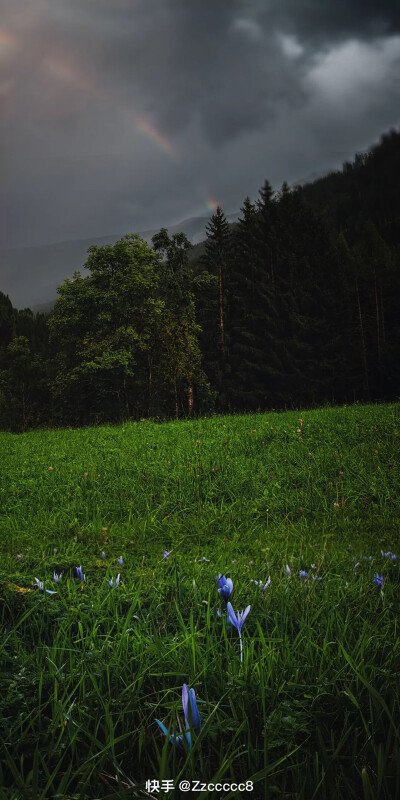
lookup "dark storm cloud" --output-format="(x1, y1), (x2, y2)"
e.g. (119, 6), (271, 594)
(1, 0), (400, 293)
(258, 0), (400, 40)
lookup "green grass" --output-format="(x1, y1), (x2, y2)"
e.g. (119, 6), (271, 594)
(0, 403), (399, 799)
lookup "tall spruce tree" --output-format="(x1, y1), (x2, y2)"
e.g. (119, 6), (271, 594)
(276, 185), (344, 406)
(199, 207), (233, 411)
(354, 221), (394, 398)
(228, 196), (273, 409)
(251, 180), (282, 407)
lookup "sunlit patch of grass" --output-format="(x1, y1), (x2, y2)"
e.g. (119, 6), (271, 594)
(0, 403), (399, 798)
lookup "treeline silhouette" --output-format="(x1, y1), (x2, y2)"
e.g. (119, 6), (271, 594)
(1, 129), (399, 431)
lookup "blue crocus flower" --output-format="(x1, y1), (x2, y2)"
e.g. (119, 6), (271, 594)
(101, 551), (106, 560)
(118, 555), (123, 566)
(155, 683), (201, 753)
(182, 683), (201, 736)
(34, 578), (57, 594)
(227, 603), (251, 633)
(76, 565), (85, 581)
(217, 574), (233, 601)
(163, 550), (170, 561)
(286, 564), (291, 576)
(108, 573), (121, 588)
(299, 570), (308, 578)
(392, 554), (397, 563)
(374, 573), (384, 587)
(53, 572), (62, 584)
(226, 602), (251, 662)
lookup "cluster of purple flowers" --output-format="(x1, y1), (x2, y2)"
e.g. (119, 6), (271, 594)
(33, 559), (124, 593)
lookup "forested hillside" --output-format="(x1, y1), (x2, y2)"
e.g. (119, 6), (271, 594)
(1, 129), (399, 431)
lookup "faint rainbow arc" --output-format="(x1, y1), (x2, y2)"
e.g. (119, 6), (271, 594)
(1, 27), (178, 161)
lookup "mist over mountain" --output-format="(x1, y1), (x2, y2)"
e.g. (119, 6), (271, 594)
(1, 212), (241, 311)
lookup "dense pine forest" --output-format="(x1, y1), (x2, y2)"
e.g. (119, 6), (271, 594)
(1, 129), (399, 432)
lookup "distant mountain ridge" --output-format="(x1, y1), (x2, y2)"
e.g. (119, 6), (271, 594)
(0, 211), (241, 311)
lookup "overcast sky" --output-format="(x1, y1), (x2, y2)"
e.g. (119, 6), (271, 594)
(1, 0), (400, 251)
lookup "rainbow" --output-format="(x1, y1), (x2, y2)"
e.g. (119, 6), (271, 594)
(1, 24), (178, 161)
(136, 117), (176, 157)
(198, 186), (220, 214)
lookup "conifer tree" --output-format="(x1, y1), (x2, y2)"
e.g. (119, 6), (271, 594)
(199, 207), (233, 411)
(228, 196), (273, 409)
(250, 180), (282, 406)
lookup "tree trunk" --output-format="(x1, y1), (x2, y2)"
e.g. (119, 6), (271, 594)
(174, 378), (179, 420)
(187, 383), (194, 417)
(374, 272), (381, 361)
(21, 382), (26, 432)
(219, 264), (224, 346)
(147, 352), (152, 417)
(123, 377), (130, 418)
(380, 284), (386, 347)
(355, 279), (370, 398)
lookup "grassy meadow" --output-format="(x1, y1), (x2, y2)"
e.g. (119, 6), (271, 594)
(0, 403), (399, 799)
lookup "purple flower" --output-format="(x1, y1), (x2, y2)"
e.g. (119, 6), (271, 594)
(226, 603), (251, 661)
(16, 554), (23, 560)
(118, 556), (123, 566)
(198, 556), (210, 562)
(226, 602), (251, 634)
(253, 576), (271, 592)
(163, 550), (170, 561)
(299, 570), (308, 578)
(101, 551), (106, 560)
(226, 602), (251, 661)
(53, 572), (62, 584)
(34, 578), (57, 594)
(286, 564), (291, 576)
(108, 574), (120, 588)
(182, 683), (201, 735)
(76, 565), (85, 581)
(217, 574), (233, 601)
(388, 462), (393, 468)
(392, 554), (397, 563)
(382, 551), (393, 558)
(374, 573), (384, 587)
